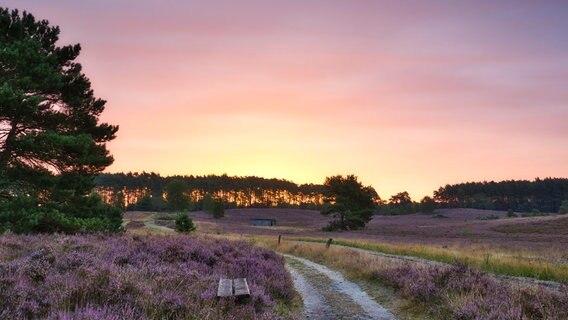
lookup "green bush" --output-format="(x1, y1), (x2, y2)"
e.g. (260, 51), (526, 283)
(175, 213), (196, 233)
(0, 194), (123, 234)
(212, 201), (225, 219)
(507, 209), (517, 218)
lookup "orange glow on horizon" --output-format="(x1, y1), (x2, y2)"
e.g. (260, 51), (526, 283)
(11, 1), (568, 200)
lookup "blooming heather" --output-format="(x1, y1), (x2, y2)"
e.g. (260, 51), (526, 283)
(377, 262), (568, 320)
(0, 233), (295, 319)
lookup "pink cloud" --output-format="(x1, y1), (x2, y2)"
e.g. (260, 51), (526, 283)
(7, 0), (568, 199)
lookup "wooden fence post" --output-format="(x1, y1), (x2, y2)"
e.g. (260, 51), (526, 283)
(278, 235), (281, 245)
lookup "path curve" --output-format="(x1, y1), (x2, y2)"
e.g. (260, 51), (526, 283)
(144, 220), (175, 232)
(285, 254), (396, 320)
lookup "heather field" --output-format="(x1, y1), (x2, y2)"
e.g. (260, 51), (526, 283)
(259, 239), (568, 320)
(189, 208), (568, 280)
(190, 208), (567, 252)
(1, 210), (566, 320)
(0, 233), (296, 319)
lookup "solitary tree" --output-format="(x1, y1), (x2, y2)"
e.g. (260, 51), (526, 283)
(175, 213), (196, 233)
(389, 191), (415, 215)
(165, 180), (191, 212)
(320, 175), (377, 231)
(0, 8), (119, 233)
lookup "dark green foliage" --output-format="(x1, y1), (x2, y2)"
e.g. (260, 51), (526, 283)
(507, 209), (517, 218)
(320, 175), (377, 231)
(387, 191), (417, 215)
(202, 193), (215, 213)
(133, 195), (153, 211)
(0, 195), (40, 233)
(420, 196), (436, 214)
(0, 8), (119, 233)
(0, 194), (122, 234)
(212, 200), (224, 219)
(130, 194), (166, 212)
(111, 190), (126, 211)
(175, 213), (195, 233)
(165, 180), (191, 212)
(434, 178), (568, 213)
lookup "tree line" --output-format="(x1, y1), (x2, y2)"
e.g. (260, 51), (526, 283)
(378, 178), (568, 215)
(95, 172), (328, 210)
(96, 173), (568, 215)
(433, 178), (568, 213)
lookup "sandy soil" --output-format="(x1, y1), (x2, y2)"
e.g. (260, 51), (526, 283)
(286, 254), (395, 320)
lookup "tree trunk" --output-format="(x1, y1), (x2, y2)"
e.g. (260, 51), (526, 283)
(0, 121), (18, 169)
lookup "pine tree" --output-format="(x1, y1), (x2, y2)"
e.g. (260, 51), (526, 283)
(0, 8), (119, 233)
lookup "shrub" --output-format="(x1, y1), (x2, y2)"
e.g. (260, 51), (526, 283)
(0, 195), (122, 234)
(507, 209), (517, 217)
(212, 201), (225, 219)
(175, 213), (196, 233)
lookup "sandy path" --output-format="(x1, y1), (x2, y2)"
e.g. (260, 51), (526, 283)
(285, 254), (396, 320)
(144, 219), (175, 232)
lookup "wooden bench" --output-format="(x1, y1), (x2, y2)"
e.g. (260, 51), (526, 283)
(217, 278), (251, 299)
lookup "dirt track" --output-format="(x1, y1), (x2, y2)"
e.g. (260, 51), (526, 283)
(285, 254), (395, 320)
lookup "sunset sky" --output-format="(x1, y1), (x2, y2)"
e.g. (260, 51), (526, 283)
(8, 1), (568, 199)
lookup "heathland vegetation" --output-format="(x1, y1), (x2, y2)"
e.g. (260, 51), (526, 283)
(0, 233), (295, 319)
(258, 239), (568, 319)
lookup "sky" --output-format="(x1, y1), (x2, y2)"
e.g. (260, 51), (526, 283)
(5, 0), (568, 199)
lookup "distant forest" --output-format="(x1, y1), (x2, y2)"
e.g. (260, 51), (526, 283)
(95, 172), (327, 211)
(434, 178), (568, 213)
(95, 173), (568, 213)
